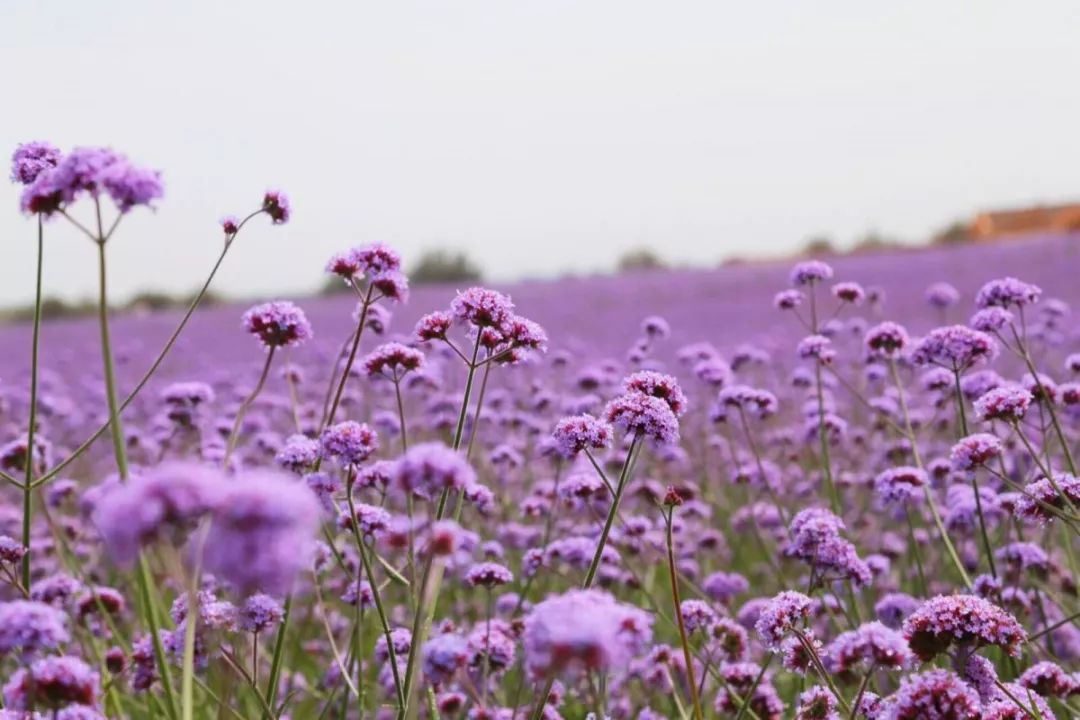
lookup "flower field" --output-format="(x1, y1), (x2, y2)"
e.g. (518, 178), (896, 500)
(4, 141), (1080, 719)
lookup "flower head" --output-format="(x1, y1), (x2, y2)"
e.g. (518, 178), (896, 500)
(552, 414), (613, 457)
(263, 189), (290, 223)
(976, 277), (1042, 309)
(202, 471), (322, 596)
(603, 392), (680, 445)
(522, 589), (652, 678)
(912, 326), (997, 371)
(789, 260), (833, 286)
(10, 141), (61, 185)
(320, 421), (379, 465)
(902, 594), (1026, 661)
(242, 301), (312, 348)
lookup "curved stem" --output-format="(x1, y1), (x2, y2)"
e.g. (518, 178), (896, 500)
(223, 348), (277, 465)
(665, 508), (704, 720)
(32, 209), (265, 489)
(324, 288), (373, 430)
(953, 369), (996, 577)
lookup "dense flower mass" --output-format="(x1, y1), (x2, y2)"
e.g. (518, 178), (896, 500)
(8, 142), (1080, 718)
(902, 594), (1026, 661)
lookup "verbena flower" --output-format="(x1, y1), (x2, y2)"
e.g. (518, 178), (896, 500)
(10, 141), (61, 185)
(755, 591), (812, 651)
(262, 189), (290, 223)
(974, 385), (1033, 422)
(885, 669), (980, 720)
(0, 600), (70, 660)
(320, 421), (379, 465)
(925, 282), (960, 308)
(202, 471), (322, 596)
(976, 276), (1042, 309)
(393, 442), (476, 497)
(603, 391), (680, 445)
(242, 301), (313, 348)
(92, 462), (223, 566)
(912, 325), (997, 371)
(2, 654), (99, 710)
(902, 594), (1026, 661)
(789, 260), (833, 286)
(522, 589), (651, 679)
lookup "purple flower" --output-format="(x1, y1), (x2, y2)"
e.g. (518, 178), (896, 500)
(875, 593), (920, 629)
(912, 325), (998, 371)
(2, 655), (99, 710)
(415, 311), (453, 341)
(242, 301), (313, 348)
(859, 321), (911, 358)
(641, 315), (670, 338)
(603, 392), (680, 445)
(551, 414), (613, 457)
(755, 590), (812, 650)
(320, 421), (379, 465)
(796, 334), (835, 364)
(974, 385), (1033, 422)
(263, 189), (290, 223)
(0, 536), (26, 565)
(275, 434), (322, 473)
(902, 594), (1026, 661)
(1017, 472), (1080, 524)
(522, 589), (652, 678)
(92, 462), (223, 566)
(832, 281), (865, 304)
(202, 471), (322, 596)
(949, 433), (1003, 471)
(621, 371), (688, 416)
(873, 466), (927, 505)
(0, 600), (69, 660)
(702, 572), (749, 603)
(338, 502), (391, 538)
(970, 307), (1013, 333)
(1018, 661), (1079, 697)
(99, 161), (164, 213)
(465, 562), (514, 588)
(925, 282), (960, 308)
(450, 287), (514, 329)
(886, 670), (980, 720)
(362, 342), (424, 378)
(10, 141), (61, 185)
(221, 216), (240, 235)
(823, 621), (912, 672)
(237, 594), (284, 633)
(679, 599), (717, 633)
(976, 276), (1042, 309)
(789, 260), (833, 286)
(422, 633), (469, 684)
(774, 289), (805, 310)
(393, 442), (476, 497)
(795, 686), (839, 720)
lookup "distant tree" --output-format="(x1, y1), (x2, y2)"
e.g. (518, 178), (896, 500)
(932, 220), (971, 245)
(851, 231), (903, 254)
(127, 291), (176, 311)
(802, 235), (836, 256)
(617, 248), (666, 273)
(409, 249), (483, 285)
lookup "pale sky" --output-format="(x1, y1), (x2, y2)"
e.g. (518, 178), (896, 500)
(2, 1), (1080, 307)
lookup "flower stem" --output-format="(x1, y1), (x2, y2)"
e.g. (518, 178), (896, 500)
(21, 216), (44, 589)
(223, 348), (277, 465)
(665, 507), (704, 720)
(34, 209), (264, 489)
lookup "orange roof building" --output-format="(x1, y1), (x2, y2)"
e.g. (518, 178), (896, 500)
(970, 203), (1080, 240)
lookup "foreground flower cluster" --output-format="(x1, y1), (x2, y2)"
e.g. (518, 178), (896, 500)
(2, 141), (1079, 719)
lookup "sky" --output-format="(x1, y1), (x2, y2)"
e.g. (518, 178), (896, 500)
(2, 1), (1080, 308)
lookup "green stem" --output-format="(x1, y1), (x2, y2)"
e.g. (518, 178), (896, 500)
(887, 359), (971, 587)
(21, 216), (44, 589)
(223, 348), (277, 465)
(666, 509), (704, 720)
(954, 368), (996, 578)
(35, 208), (264, 489)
